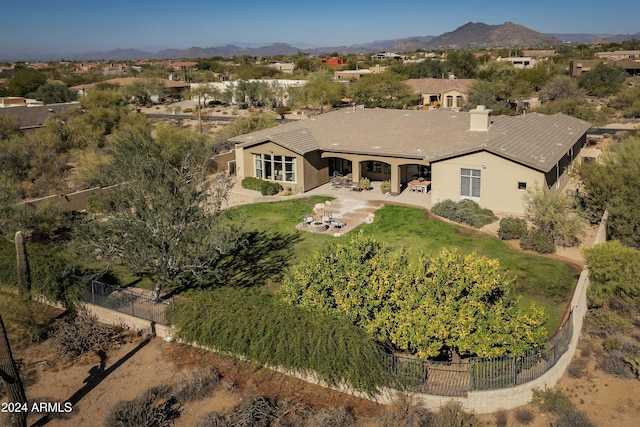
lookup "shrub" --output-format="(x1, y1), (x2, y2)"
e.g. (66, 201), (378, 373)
(520, 229), (556, 254)
(172, 367), (221, 403)
(531, 387), (575, 416)
(49, 310), (117, 359)
(196, 412), (228, 427)
(226, 396), (278, 427)
(381, 394), (433, 427)
(497, 217), (527, 240)
(106, 386), (182, 427)
(260, 181), (283, 196)
(433, 400), (480, 427)
(514, 408), (534, 425)
(241, 176), (264, 191)
(524, 188), (585, 247)
(380, 180), (391, 194)
(598, 350), (632, 378)
(306, 407), (356, 427)
(567, 356), (588, 379)
(431, 199), (497, 228)
(556, 410), (596, 427)
(358, 177), (371, 190)
(168, 288), (388, 395)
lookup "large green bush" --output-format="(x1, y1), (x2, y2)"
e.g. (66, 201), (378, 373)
(240, 176), (283, 195)
(584, 241), (640, 308)
(431, 199), (497, 228)
(497, 217), (528, 240)
(168, 288), (388, 395)
(520, 229), (556, 254)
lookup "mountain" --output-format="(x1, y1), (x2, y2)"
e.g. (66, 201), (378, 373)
(423, 22), (562, 49)
(603, 32), (640, 43)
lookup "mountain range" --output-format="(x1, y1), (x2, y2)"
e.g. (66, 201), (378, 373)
(4, 22), (639, 62)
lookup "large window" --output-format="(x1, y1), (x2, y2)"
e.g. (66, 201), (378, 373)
(254, 154), (296, 182)
(460, 168), (481, 198)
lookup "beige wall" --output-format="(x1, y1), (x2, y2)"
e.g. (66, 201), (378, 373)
(235, 142), (326, 192)
(431, 151), (545, 215)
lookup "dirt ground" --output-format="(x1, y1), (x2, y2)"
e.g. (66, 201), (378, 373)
(5, 325), (638, 427)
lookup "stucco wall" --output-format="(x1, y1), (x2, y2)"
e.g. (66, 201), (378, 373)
(430, 151), (544, 215)
(235, 142), (307, 190)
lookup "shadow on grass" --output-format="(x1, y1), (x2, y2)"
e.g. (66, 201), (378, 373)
(212, 230), (300, 288)
(30, 337), (151, 427)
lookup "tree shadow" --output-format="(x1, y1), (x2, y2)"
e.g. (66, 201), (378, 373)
(211, 230), (300, 289)
(30, 336), (151, 427)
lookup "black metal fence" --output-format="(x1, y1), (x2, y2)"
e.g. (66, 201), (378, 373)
(382, 310), (575, 395)
(83, 280), (173, 325)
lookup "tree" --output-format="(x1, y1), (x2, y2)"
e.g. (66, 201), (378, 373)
(77, 123), (246, 300)
(26, 81), (78, 104)
(539, 75), (584, 102)
(280, 234), (547, 359)
(444, 50), (478, 79)
(348, 73), (419, 109)
(302, 71), (344, 112)
(6, 68), (47, 96)
(578, 135), (640, 249)
(584, 241), (640, 308)
(578, 63), (627, 97)
(524, 187), (585, 247)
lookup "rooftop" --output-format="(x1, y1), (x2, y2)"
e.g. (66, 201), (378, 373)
(231, 108), (591, 173)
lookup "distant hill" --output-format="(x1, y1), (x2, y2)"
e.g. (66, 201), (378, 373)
(3, 22), (639, 62)
(423, 22), (562, 49)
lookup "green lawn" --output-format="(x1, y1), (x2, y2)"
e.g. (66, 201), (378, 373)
(228, 198), (580, 333)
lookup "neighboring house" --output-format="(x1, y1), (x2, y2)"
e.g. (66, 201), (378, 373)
(371, 52), (406, 61)
(403, 78), (476, 109)
(267, 62), (296, 73)
(230, 106), (590, 215)
(596, 50), (640, 61)
(319, 57), (347, 67)
(0, 102), (79, 130)
(103, 63), (129, 75)
(334, 65), (386, 81)
(569, 59), (608, 78)
(522, 49), (556, 58)
(496, 56), (537, 69)
(70, 77), (190, 99)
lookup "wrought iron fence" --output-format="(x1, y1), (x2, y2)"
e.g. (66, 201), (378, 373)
(381, 309), (574, 395)
(83, 279), (173, 325)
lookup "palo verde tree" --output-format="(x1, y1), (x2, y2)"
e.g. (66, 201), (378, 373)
(77, 121), (245, 300)
(280, 233), (547, 359)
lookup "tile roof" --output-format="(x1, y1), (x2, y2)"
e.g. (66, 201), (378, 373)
(0, 103), (80, 129)
(231, 108), (591, 173)
(404, 78), (476, 94)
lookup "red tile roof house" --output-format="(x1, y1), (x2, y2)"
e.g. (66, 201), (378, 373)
(230, 106), (591, 215)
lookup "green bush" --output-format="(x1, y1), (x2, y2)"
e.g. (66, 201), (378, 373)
(359, 177), (371, 190)
(241, 176), (264, 191)
(497, 217), (527, 240)
(520, 229), (556, 254)
(584, 241), (640, 308)
(531, 387), (575, 416)
(168, 288), (388, 395)
(260, 181), (283, 196)
(433, 400), (480, 427)
(380, 180), (391, 194)
(431, 199), (497, 228)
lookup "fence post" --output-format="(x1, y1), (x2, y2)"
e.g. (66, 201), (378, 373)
(512, 356), (517, 387)
(91, 280), (95, 305)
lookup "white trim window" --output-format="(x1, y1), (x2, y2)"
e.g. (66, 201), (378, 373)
(254, 153), (296, 182)
(460, 168), (481, 198)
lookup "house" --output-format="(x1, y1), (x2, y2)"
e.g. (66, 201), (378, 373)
(403, 78), (476, 109)
(0, 102), (80, 130)
(267, 62), (296, 73)
(496, 56), (537, 69)
(596, 50), (640, 61)
(334, 65), (386, 81)
(230, 106), (590, 215)
(319, 57), (347, 67)
(371, 52), (406, 61)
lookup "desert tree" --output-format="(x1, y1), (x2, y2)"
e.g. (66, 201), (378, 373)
(76, 121), (245, 300)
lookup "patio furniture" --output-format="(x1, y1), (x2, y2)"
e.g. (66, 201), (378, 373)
(408, 179), (431, 194)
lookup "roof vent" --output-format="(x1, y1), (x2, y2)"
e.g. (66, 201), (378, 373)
(469, 105), (492, 132)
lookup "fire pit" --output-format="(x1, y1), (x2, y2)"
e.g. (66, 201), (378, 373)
(309, 221), (329, 232)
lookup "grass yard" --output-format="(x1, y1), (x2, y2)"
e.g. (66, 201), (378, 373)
(228, 199), (580, 334)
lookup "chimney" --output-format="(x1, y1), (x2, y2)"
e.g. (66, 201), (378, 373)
(469, 105), (492, 131)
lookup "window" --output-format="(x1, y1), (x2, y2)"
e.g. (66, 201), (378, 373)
(460, 168), (481, 198)
(254, 154), (296, 182)
(518, 182), (527, 190)
(446, 95), (453, 107)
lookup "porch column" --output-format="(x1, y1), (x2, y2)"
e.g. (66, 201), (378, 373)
(352, 160), (362, 182)
(391, 165), (401, 194)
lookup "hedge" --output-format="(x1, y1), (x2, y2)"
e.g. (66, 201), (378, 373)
(167, 288), (389, 395)
(431, 199), (497, 228)
(241, 177), (283, 196)
(498, 217), (528, 240)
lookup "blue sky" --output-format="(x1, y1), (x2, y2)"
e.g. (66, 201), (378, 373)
(1, 0), (638, 58)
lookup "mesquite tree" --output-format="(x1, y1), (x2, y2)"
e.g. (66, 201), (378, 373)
(78, 122), (245, 300)
(0, 314), (28, 427)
